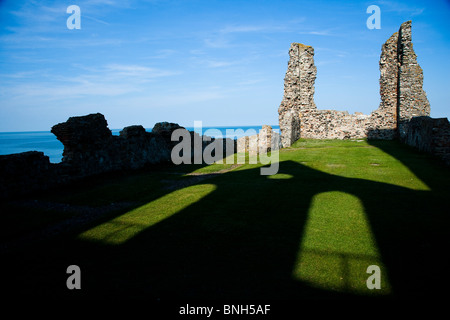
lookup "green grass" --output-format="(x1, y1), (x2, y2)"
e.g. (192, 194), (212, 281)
(1, 139), (449, 300)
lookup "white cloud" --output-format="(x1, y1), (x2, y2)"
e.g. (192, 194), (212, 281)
(316, 59), (341, 66)
(375, 0), (425, 16)
(204, 60), (236, 68)
(204, 37), (233, 49)
(104, 64), (179, 78)
(237, 78), (266, 86)
(220, 25), (267, 34)
(83, 15), (110, 26)
(298, 28), (337, 36)
(0, 63), (180, 101)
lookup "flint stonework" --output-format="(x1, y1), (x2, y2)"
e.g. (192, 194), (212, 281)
(278, 21), (431, 145)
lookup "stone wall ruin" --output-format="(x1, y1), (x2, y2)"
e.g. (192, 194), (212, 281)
(278, 20), (431, 144)
(236, 125), (281, 155)
(0, 113), (235, 199)
(277, 20), (449, 164)
(1, 20), (449, 200)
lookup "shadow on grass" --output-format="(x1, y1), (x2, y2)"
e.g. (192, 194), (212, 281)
(2, 140), (449, 300)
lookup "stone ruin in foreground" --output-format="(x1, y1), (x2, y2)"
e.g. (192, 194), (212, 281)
(277, 21), (449, 164)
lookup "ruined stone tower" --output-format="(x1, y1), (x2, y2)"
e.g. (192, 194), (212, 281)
(278, 43), (316, 147)
(278, 20), (431, 147)
(396, 21), (431, 139)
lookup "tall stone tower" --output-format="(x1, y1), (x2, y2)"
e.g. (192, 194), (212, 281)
(278, 43), (317, 147)
(396, 20), (431, 140)
(368, 30), (399, 139)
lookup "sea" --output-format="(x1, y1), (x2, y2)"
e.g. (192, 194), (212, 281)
(0, 125), (280, 164)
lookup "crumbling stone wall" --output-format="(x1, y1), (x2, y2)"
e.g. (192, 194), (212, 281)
(278, 20), (431, 146)
(278, 43), (316, 147)
(0, 113), (235, 199)
(368, 31), (399, 140)
(0, 151), (63, 198)
(397, 21), (431, 140)
(404, 117), (450, 166)
(50, 113), (179, 177)
(236, 125), (281, 155)
(298, 110), (369, 140)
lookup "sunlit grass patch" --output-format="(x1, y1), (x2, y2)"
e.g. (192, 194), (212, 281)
(283, 139), (430, 190)
(293, 192), (391, 295)
(267, 173), (294, 180)
(78, 184), (217, 245)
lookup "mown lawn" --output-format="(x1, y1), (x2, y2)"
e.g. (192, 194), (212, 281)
(1, 139), (449, 300)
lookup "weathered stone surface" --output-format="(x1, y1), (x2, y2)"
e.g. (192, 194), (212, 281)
(271, 131), (282, 151)
(119, 125), (146, 138)
(51, 113), (177, 175)
(279, 110), (301, 147)
(300, 110), (369, 140)
(404, 117), (450, 165)
(278, 43), (316, 147)
(278, 21), (432, 145)
(368, 31), (399, 139)
(274, 20), (448, 163)
(258, 125), (272, 154)
(248, 134), (259, 156)
(236, 126), (281, 154)
(151, 121), (185, 146)
(1, 113), (237, 199)
(397, 21), (431, 139)
(236, 135), (248, 153)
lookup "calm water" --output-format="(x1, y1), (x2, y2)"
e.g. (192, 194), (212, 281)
(0, 125), (279, 164)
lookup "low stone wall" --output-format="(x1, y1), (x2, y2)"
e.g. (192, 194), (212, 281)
(0, 152), (60, 199)
(237, 125), (281, 154)
(50, 114), (176, 177)
(0, 113), (236, 199)
(299, 110), (369, 140)
(404, 116), (450, 165)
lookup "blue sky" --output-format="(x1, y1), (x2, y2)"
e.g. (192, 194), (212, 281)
(0, 0), (449, 131)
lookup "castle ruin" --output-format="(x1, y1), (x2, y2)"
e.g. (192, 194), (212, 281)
(1, 21), (449, 199)
(278, 21), (432, 145)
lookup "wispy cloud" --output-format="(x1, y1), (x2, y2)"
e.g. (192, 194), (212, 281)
(298, 27), (340, 36)
(0, 63), (180, 100)
(142, 49), (177, 60)
(78, 0), (134, 9)
(237, 78), (266, 86)
(204, 60), (236, 68)
(316, 59), (341, 66)
(9, 2), (66, 22)
(83, 15), (110, 26)
(0, 35), (125, 49)
(137, 89), (225, 107)
(315, 47), (349, 57)
(100, 87), (227, 110)
(220, 25), (267, 34)
(70, 63), (180, 83)
(0, 70), (45, 79)
(374, 0), (425, 16)
(2, 82), (139, 100)
(301, 30), (331, 36)
(202, 21), (302, 48)
(204, 37), (233, 49)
